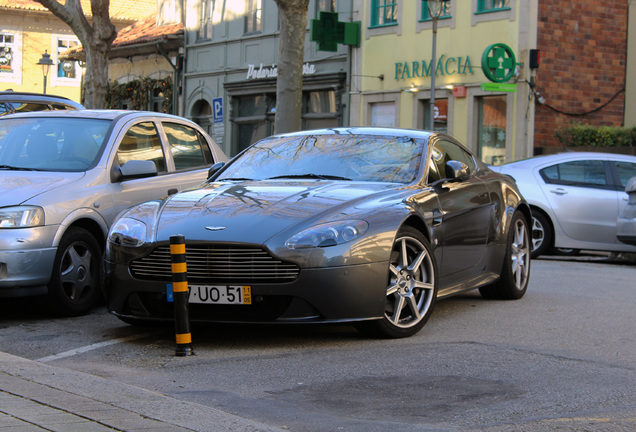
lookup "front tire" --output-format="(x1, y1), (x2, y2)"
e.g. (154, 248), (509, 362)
(480, 212), (531, 300)
(46, 227), (102, 316)
(359, 226), (438, 338)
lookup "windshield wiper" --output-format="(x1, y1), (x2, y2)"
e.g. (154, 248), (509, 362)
(0, 165), (40, 171)
(219, 177), (253, 182)
(267, 174), (352, 181)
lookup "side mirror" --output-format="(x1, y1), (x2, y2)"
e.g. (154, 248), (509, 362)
(119, 160), (158, 180)
(445, 160), (469, 180)
(207, 161), (226, 180)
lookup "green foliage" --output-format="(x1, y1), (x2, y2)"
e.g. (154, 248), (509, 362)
(554, 123), (636, 147)
(107, 76), (173, 113)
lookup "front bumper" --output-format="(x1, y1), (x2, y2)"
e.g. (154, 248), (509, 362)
(105, 259), (390, 324)
(0, 226), (58, 297)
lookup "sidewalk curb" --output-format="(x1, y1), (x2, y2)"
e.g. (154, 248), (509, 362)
(0, 351), (285, 432)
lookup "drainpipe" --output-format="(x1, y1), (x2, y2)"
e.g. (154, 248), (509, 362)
(157, 42), (179, 115)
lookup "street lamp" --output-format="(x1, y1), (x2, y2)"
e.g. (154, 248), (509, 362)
(37, 50), (54, 94)
(427, 0), (449, 131)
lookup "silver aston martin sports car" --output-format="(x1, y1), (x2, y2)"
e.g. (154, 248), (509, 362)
(105, 127), (531, 338)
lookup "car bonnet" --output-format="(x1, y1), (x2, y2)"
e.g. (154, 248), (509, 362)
(155, 180), (399, 244)
(0, 171), (85, 206)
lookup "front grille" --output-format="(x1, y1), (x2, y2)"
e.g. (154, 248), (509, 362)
(129, 245), (300, 284)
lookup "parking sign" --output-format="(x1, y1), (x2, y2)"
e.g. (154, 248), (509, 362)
(213, 97), (223, 124)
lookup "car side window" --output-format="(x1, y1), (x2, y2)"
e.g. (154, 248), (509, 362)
(540, 160), (608, 188)
(614, 162), (636, 188)
(429, 140), (476, 181)
(116, 122), (166, 173)
(162, 122), (213, 170)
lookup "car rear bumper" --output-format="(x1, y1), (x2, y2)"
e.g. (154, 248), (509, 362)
(105, 260), (390, 324)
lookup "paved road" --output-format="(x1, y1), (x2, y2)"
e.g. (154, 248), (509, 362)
(1, 257), (635, 431)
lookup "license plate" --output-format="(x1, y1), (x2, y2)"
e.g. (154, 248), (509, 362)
(188, 285), (251, 305)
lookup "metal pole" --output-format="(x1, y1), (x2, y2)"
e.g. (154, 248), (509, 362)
(170, 235), (194, 356)
(429, 16), (438, 131)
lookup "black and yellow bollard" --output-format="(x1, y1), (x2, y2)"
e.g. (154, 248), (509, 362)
(170, 235), (194, 356)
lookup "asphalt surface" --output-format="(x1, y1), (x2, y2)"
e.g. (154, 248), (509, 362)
(1, 252), (634, 431)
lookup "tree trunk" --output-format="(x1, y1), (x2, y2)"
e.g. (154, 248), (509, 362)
(34, 0), (116, 108)
(273, 0), (310, 134)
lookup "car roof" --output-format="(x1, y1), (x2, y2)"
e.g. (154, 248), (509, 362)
(273, 126), (435, 140)
(0, 109), (189, 122)
(500, 151), (636, 169)
(0, 91), (84, 109)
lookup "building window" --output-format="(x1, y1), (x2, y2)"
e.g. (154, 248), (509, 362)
(371, 102), (396, 127)
(231, 89), (340, 156)
(56, 37), (80, 80)
(232, 93), (275, 155)
(198, 0), (214, 40)
(245, 0), (262, 34)
(317, 0), (336, 12)
(421, 1), (451, 20)
(304, 90), (338, 129)
(371, 0), (398, 27)
(424, 99), (448, 133)
(477, 95), (506, 166)
(477, 0), (510, 13)
(159, 0), (178, 25)
(0, 33), (15, 75)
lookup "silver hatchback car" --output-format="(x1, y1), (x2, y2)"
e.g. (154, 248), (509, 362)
(0, 110), (227, 315)
(496, 152), (636, 258)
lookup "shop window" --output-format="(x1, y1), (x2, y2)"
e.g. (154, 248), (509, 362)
(371, 0), (398, 28)
(304, 90), (338, 130)
(233, 94), (275, 155)
(477, 0), (510, 13)
(477, 95), (506, 166)
(421, 1), (451, 20)
(245, 0), (262, 34)
(371, 102), (396, 127)
(0, 33), (17, 77)
(424, 99), (448, 133)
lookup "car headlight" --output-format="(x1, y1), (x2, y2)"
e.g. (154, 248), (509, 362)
(108, 201), (161, 247)
(285, 220), (368, 249)
(0, 206), (44, 228)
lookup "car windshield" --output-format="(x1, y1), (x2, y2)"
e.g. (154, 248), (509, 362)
(0, 117), (111, 172)
(218, 133), (426, 184)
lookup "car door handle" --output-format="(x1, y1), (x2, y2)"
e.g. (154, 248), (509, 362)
(550, 188), (567, 196)
(168, 188), (178, 195)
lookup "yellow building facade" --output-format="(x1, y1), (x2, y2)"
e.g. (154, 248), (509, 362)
(0, 0), (156, 104)
(349, 0), (538, 165)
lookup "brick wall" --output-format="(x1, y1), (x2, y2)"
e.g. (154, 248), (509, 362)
(535, 0), (627, 152)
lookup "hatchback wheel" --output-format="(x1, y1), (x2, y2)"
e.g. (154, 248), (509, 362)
(358, 226), (437, 338)
(47, 227), (102, 316)
(530, 211), (552, 258)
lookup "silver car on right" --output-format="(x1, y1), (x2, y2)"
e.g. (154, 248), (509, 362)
(495, 152), (636, 258)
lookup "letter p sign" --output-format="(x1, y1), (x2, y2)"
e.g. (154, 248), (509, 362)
(213, 97), (223, 124)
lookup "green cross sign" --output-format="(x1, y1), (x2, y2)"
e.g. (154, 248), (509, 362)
(481, 43), (517, 83)
(310, 12), (360, 52)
